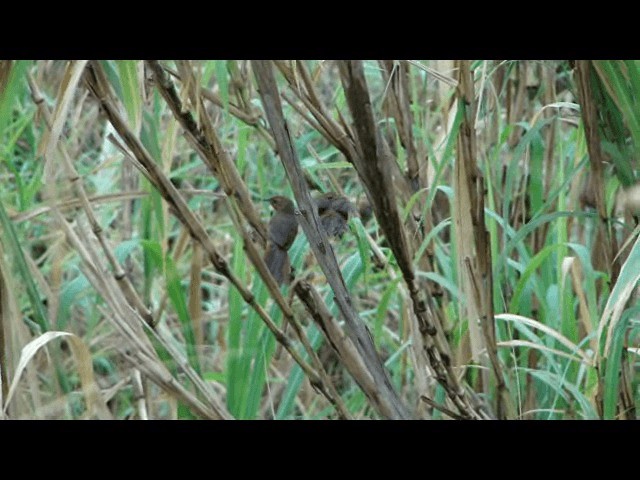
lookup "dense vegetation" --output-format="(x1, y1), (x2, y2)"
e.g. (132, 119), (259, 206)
(0, 60), (638, 419)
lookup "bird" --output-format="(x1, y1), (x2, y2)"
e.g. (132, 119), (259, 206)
(315, 192), (354, 239)
(264, 196), (298, 285)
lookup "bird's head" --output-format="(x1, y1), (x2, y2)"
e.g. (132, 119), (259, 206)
(267, 196), (295, 214)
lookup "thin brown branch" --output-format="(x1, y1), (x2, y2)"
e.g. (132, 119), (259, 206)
(420, 395), (465, 420)
(27, 71), (154, 328)
(575, 61), (615, 279)
(146, 60), (268, 245)
(274, 61), (359, 163)
(338, 60), (487, 420)
(379, 60), (421, 192)
(454, 60), (507, 418)
(576, 61), (619, 419)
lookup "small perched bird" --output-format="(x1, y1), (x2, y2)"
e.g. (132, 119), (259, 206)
(264, 196), (298, 285)
(315, 192), (354, 239)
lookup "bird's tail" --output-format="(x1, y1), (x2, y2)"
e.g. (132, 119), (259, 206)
(264, 244), (291, 285)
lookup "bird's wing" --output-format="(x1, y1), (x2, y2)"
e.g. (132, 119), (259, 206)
(268, 213), (298, 249)
(320, 210), (348, 238)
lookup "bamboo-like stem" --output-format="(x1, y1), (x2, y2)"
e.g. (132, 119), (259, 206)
(336, 60), (487, 419)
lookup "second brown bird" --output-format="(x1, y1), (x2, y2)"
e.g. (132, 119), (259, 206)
(315, 192), (354, 239)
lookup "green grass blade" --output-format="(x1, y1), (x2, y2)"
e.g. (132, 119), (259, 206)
(226, 233), (246, 417)
(165, 254), (202, 376)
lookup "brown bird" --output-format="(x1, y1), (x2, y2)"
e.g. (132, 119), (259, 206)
(315, 192), (354, 239)
(264, 196), (298, 285)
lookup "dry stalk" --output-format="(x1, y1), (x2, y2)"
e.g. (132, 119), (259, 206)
(507, 62), (528, 148)
(274, 61), (357, 162)
(62, 215), (230, 419)
(131, 368), (148, 420)
(575, 61), (616, 282)
(420, 395), (465, 420)
(577, 60), (627, 419)
(379, 60), (421, 192)
(146, 61), (268, 245)
(454, 60), (507, 418)
(189, 242), (204, 346)
(337, 60), (487, 419)
(27, 72), (154, 327)
(8, 191), (144, 223)
(376, 61), (443, 299)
